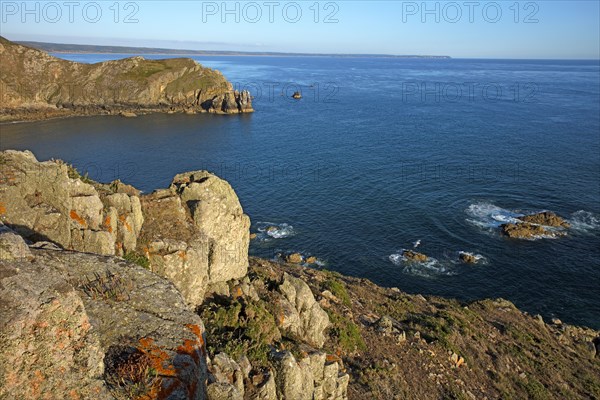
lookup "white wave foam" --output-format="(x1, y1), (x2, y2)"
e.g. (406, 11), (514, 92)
(389, 251), (455, 277)
(465, 202), (522, 229)
(569, 210), (600, 233)
(255, 222), (295, 240)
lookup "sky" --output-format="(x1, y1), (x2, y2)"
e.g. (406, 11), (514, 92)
(1, 1), (599, 58)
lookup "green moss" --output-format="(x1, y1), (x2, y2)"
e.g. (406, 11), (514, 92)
(123, 252), (150, 269)
(327, 310), (366, 353)
(323, 279), (351, 306)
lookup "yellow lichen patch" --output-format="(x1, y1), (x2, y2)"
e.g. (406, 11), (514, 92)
(69, 210), (87, 227)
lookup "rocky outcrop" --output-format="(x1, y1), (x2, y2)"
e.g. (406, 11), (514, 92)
(0, 150), (250, 306)
(402, 250), (428, 262)
(501, 211), (570, 239)
(518, 211), (570, 228)
(0, 227), (208, 400)
(277, 273), (330, 348)
(0, 36), (253, 121)
(140, 170), (250, 304)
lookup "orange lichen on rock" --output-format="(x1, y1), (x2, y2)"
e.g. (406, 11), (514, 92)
(0, 202), (6, 215)
(119, 214), (133, 232)
(103, 216), (112, 233)
(69, 210), (87, 227)
(177, 250), (187, 260)
(137, 338), (176, 377)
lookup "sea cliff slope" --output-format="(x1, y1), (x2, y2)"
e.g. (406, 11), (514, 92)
(0, 36), (253, 122)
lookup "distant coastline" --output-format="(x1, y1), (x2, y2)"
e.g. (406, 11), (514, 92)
(17, 40), (452, 59)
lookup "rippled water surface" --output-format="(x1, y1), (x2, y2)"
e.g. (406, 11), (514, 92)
(2, 54), (599, 328)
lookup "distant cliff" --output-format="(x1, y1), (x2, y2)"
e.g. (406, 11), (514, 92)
(0, 36), (252, 122)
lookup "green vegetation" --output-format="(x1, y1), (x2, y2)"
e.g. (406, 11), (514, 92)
(123, 252), (150, 269)
(323, 279), (351, 306)
(200, 297), (280, 367)
(79, 271), (133, 301)
(66, 163), (95, 184)
(326, 309), (366, 353)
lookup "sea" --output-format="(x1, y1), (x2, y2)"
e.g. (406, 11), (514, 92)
(2, 54), (599, 329)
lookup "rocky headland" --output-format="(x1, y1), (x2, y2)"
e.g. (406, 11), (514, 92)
(1, 150), (599, 400)
(0, 37), (253, 122)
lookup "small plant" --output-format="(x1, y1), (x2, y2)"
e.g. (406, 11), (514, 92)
(79, 271), (133, 301)
(323, 279), (352, 306)
(326, 310), (366, 353)
(105, 345), (160, 400)
(124, 252), (150, 269)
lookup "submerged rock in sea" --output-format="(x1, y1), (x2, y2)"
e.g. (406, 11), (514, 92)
(292, 91), (302, 99)
(402, 250), (428, 262)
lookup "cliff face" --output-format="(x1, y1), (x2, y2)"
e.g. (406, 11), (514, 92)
(1, 150), (599, 400)
(0, 150), (250, 304)
(0, 36), (253, 121)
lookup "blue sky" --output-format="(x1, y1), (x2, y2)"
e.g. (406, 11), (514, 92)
(1, 1), (599, 58)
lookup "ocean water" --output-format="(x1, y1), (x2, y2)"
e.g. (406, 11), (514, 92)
(2, 54), (599, 328)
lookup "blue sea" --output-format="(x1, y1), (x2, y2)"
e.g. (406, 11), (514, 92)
(2, 54), (599, 328)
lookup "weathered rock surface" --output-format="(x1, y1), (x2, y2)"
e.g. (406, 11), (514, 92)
(458, 252), (478, 264)
(1, 150), (250, 306)
(0, 222), (33, 260)
(277, 273), (330, 348)
(402, 250), (428, 262)
(272, 350), (348, 400)
(501, 211), (570, 239)
(140, 170), (250, 304)
(518, 211), (570, 228)
(0, 150), (140, 257)
(0, 36), (252, 122)
(0, 237), (208, 399)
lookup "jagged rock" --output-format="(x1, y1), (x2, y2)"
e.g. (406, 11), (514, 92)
(501, 222), (562, 239)
(253, 370), (278, 400)
(518, 211), (570, 228)
(277, 273), (330, 348)
(305, 256), (318, 264)
(0, 37), (252, 121)
(376, 315), (395, 334)
(0, 246), (208, 400)
(207, 382), (243, 400)
(273, 350), (314, 400)
(271, 350), (348, 400)
(210, 353), (245, 396)
(459, 252), (478, 264)
(141, 170), (250, 304)
(0, 150), (116, 255)
(286, 253), (304, 264)
(207, 90), (254, 114)
(402, 250), (428, 262)
(0, 223), (33, 260)
(501, 211), (569, 239)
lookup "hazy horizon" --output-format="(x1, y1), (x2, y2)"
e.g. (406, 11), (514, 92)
(1, 1), (599, 59)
